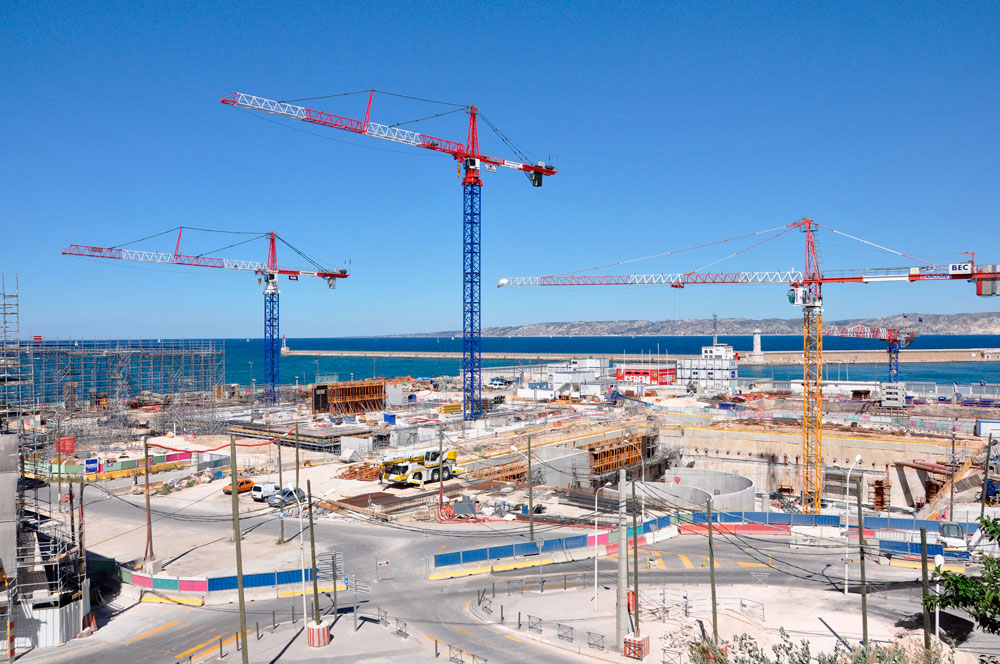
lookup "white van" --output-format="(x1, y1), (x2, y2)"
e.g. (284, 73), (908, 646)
(251, 482), (279, 502)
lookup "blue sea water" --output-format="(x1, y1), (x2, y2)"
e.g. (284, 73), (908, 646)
(223, 335), (1000, 386)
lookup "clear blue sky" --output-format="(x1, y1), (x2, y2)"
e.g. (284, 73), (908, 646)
(4, 1), (998, 338)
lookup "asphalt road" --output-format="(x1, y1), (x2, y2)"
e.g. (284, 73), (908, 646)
(17, 484), (948, 663)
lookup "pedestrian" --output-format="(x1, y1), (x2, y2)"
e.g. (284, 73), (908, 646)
(133, 474), (138, 486)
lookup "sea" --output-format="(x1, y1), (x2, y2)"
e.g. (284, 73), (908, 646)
(222, 335), (1000, 387)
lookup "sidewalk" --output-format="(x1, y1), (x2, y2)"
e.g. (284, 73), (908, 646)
(466, 580), (980, 663)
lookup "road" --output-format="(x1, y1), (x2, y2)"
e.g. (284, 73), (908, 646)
(17, 484), (945, 663)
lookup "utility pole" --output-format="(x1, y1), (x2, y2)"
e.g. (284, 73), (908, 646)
(707, 497), (718, 644)
(295, 422), (300, 489)
(856, 478), (868, 651)
(276, 439), (284, 544)
(307, 480), (320, 625)
(78, 476), (86, 580)
(920, 527), (932, 658)
(438, 429), (445, 523)
(229, 435), (250, 664)
(631, 479), (639, 637)
(615, 468), (627, 648)
(949, 433), (956, 520)
(526, 436), (535, 542)
(143, 435), (154, 563)
(982, 435), (994, 521)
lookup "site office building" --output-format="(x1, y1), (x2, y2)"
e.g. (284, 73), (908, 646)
(615, 363), (677, 385)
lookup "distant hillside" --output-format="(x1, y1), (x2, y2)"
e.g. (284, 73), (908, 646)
(404, 313), (1000, 337)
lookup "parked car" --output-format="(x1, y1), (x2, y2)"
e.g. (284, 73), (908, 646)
(251, 482), (280, 502)
(268, 487), (306, 508)
(223, 478), (254, 495)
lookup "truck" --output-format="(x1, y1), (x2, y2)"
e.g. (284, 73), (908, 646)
(379, 447), (461, 486)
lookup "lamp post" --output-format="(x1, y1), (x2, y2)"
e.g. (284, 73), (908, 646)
(934, 553), (944, 644)
(844, 454), (862, 596)
(314, 359), (319, 383)
(594, 482), (612, 611)
(288, 489), (309, 624)
(249, 361), (254, 404)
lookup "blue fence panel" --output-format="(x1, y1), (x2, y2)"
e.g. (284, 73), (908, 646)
(564, 535), (588, 550)
(461, 548), (489, 564)
(878, 540), (909, 554)
(657, 515), (671, 528)
(741, 511), (769, 525)
(643, 521), (656, 533)
(719, 512), (742, 524)
(515, 542), (539, 556)
(487, 545), (514, 560)
(434, 552), (461, 568)
(815, 515), (841, 527)
(207, 576), (238, 592)
(865, 517), (889, 530)
(767, 513), (791, 526)
(887, 518), (917, 530)
(243, 572), (277, 589)
(275, 569), (311, 585)
(541, 539), (565, 553)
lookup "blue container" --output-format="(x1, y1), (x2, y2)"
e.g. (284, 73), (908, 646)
(384, 413), (396, 424)
(528, 382), (549, 389)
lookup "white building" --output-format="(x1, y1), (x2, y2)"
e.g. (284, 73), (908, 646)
(677, 344), (739, 392)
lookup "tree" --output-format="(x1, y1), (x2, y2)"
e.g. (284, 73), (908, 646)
(925, 515), (1000, 635)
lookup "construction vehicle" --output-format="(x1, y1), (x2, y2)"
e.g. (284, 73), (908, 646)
(379, 447), (461, 486)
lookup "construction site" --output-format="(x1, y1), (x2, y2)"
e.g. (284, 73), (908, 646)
(4, 10), (1000, 661)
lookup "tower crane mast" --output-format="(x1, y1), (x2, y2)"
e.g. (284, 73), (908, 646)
(63, 228), (348, 405)
(499, 218), (1000, 513)
(221, 90), (557, 421)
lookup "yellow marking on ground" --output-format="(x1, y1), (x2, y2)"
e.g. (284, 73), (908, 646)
(655, 552), (666, 569)
(185, 630), (251, 661)
(439, 544), (448, 550)
(484, 639), (495, 645)
(504, 634), (521, 643)
(428, 566), (492, 580)
(276, 583), (345, 598)
(677, 553), (694, 569)
(141, 595), (204, 606)
(179, 625), (204, 638)
(455, 626), (475, 637)
(426, 635), (439, 642)
(175, 631), (231, 659)
(737, 561), (768, 568)
(126, 621), (180, 645)
(889, 559), (965, 574)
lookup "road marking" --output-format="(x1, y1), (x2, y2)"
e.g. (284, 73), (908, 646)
(677, 554), (694, 569)
(484, 639), (495, 645)
(175, 631), (231, 659)
(655, 552), (666, 569)
(426, 635), (439, 642)
(737, 561), (768, 568)
(439, 544), (448, 551)
(455, 626), (475, 637)
(126, 621), (179, 644)
(185, 630), (251, 662)
(179, 625), (204, 638)
(890, 559), (965, 574)
(504, 635), (521, 642)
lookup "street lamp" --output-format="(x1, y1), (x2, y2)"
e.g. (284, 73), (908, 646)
(844, 454), (862, 596)
(249, 361), (254, 403)
(934, 553), (945, 644)
(594, 482), (613, 611)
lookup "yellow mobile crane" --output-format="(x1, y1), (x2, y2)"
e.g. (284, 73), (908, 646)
(379, 447), (461, 486)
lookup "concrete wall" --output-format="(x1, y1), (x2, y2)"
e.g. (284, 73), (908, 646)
(0, 434), (17, 580)
(640, 468), (755, 511)
(657, 423), (970, 507)
(534, 446), (590, 488)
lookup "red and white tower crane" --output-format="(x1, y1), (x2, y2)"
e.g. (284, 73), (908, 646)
(63, 228), (348, 405)
(219, 90), (556, 420)
(825, 324), (918, 382)
(499, 217), (1000, 513)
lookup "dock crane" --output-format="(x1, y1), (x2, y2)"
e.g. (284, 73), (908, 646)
(62, 228), (348, 405)
(219, 90), (557, 421)
(825, 324), (917, 383)
(499, 217), (1000, 513)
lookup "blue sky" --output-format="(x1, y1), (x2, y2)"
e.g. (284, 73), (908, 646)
(3, 1), (998, 338)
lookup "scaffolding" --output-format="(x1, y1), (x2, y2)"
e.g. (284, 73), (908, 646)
(469, 458), (527, 482)
(587, 432), (657, 478)
(26, 338), (224, 410)
(311, 379), (385, 416)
